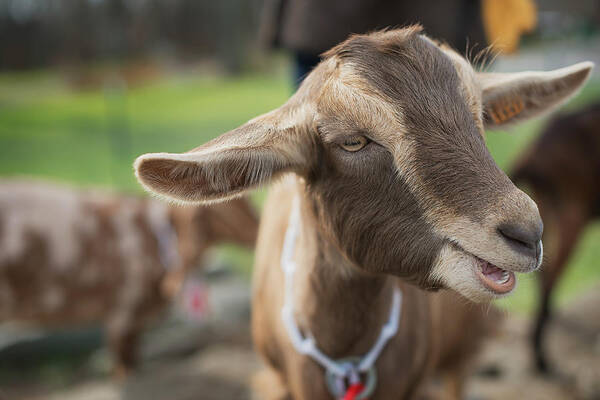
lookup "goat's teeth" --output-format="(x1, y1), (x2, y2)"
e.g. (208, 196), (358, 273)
(499, 271), (510, 284)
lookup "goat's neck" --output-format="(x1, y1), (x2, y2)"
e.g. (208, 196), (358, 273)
(294, 197), (397, 358)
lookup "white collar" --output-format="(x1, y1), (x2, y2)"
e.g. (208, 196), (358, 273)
(280, 196), (402, 396)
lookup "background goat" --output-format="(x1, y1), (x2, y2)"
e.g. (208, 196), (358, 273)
(511, 102), (600, 373)
(0, 179), (258, 377)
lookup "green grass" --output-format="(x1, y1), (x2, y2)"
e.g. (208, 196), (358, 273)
(0, 70), (291, 191)
(1, 69), (599, 314)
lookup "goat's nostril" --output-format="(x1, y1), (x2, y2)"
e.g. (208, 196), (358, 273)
(497, 221), (543, 254)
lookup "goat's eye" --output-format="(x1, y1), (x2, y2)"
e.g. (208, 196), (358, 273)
(340, 136), (368, 152)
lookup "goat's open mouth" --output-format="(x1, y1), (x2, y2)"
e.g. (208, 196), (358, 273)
(475, 257), (516, 294)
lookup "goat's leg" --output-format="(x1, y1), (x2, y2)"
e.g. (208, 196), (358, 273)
(108, 326), (141, 380)
(442, 370), (464, 400)
(533, 206), (585, 374)
(533, 288), (551, 373)
(106, 311), (143, 380)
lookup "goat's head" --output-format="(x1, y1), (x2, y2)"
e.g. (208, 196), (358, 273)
(135, 27), (593, 302)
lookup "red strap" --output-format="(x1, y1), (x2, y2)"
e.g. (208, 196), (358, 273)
(343, 383), (366, 400)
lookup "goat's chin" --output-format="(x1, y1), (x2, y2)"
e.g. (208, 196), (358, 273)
(428, 244), (517, 303)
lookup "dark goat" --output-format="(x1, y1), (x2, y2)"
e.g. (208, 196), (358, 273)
(511, 102), (600, 373)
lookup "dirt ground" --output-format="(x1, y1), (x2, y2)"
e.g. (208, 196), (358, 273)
(1, 282), (599, 400)
(469, 286), (600, 400)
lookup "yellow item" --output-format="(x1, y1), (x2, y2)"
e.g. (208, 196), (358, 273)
(482, 0), (537, 54)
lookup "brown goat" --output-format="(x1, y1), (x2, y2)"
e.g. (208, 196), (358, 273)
(0, 179), (258, 377)
(135, 28), (592, 399)
(510, 102), (600, 373)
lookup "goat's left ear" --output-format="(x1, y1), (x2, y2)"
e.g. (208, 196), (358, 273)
(478, 61), (594, 128)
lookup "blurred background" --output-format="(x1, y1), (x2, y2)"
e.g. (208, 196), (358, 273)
(0, 0), (599, 399)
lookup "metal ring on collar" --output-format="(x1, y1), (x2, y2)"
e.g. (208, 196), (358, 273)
(325, 357), (377, 400)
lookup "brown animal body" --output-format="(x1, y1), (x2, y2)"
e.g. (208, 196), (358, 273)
(134, 28), (592, 399)
(251, 179), (497, 399)
(510, 102), (600, 373)
(0, 179), (258, 376)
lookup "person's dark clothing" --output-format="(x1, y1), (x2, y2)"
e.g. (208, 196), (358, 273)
(261, 0), (486, 58)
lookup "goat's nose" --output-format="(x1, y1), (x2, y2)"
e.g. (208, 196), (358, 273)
(497, 219), (543, 257)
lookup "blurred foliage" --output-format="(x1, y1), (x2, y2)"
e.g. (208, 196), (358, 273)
(0, 68), (599, 314)
(0, 0), (263, 73)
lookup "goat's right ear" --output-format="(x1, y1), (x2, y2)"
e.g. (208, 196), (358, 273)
(134, 114), (312, 204)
